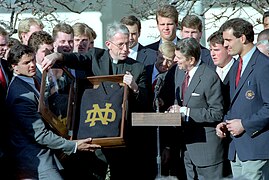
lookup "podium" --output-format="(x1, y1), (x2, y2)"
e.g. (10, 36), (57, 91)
(132, 112), (181, 178)
(132, 112), (181, 126)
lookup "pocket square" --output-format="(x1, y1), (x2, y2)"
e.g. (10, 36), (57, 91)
(191, 93), (200, 96)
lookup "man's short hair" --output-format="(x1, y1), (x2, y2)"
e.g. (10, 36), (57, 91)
(52, 23), (74, 40)
(106, 22), (129, 40)
(18, 17), (44, 41)
(219, 18), (254, 43)
(176, 37), (200, 61)
(207, 31), (224, 46)
(156, 5), (178, 24)
(257, 29), (269, 42)
(7, 44), (34, 66)
(72, 22), (96, 40)
(263, 11), (269, 24)
(0, 26), (8, 36)
(120, 15), (141, 33)
(181, 15), (203, 32)
(28, 31), (54, 53)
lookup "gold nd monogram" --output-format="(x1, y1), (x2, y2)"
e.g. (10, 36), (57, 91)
(85, 103), (116, 127)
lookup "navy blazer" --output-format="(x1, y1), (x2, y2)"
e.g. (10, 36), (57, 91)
(225, 49), (269, 161)
(6, 76), (76, 178)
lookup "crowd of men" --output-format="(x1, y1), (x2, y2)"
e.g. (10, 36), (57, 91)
(0, 4), (269, 180)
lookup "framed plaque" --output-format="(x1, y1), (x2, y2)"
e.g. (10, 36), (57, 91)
(38, 67), (75, 139)
(72, 74), (128, 148)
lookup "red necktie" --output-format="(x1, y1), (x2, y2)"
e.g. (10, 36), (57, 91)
(152, 78), (157, 92)
(33, 77), (40, 91)
(181, 72), (190, 103)
(235, 57), (243, 87)
(0, 66), (7, 89)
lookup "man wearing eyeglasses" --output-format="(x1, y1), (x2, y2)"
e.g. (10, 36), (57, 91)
(42, 21), (147, 180)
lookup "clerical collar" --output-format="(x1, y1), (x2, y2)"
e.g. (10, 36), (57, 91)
(112, 59), (119, 64)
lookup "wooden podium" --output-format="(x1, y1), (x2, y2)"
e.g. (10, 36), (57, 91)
(132, 112), (181, 126)
(132, 112), (181, 178)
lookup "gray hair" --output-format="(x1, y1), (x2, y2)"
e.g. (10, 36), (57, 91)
(106, 21), (129, 40)
(256, 39), (269, 46)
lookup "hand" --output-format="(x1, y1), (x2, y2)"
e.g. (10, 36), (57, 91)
(167, 104), (180, 113)
(75, 138), (101, 152)
(216, 122), (228, 138)
(42, 52), (63, 71)
(226, 119), (245, 137)
(161, 147), (171, 165)
(123, 71), (138, 92)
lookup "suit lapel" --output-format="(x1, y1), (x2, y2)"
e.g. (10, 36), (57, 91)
(183, 63), (205, 105)
(230, 50), (258, 104)
(93, 51), (111, 76)
(36, 68), (42, 84)
(174, 67), (185, 103)
(136, 44), (146, 64)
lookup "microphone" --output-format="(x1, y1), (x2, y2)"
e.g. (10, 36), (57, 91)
(154, 72), (166, 94)
(153, 72), (167, 112)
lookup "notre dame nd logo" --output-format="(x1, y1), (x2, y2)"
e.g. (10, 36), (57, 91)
(85, 103), (116, 127)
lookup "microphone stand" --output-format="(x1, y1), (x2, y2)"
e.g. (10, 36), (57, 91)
(154, 78), (162, 178)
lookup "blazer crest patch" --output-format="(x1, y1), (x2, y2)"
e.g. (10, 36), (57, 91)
(245, 90), (255, 100)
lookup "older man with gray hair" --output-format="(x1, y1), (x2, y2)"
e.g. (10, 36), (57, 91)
(42, 21), (147, 179)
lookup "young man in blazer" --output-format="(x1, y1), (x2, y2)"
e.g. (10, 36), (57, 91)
(6, 43), (100, 180)
(180, 15), (215, 69)
(146, 5), (180, 51)
(120, 15), (157, 67)
(216, 18), (269, 180)
(0, 26), (13, 179)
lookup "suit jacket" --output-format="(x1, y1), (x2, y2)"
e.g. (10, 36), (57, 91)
(145, 37), (181, 51)
(136, 44), (157, 67)
(145, 64), (155, 112)
(166, 62), (224, 166)
(217, 59), (237, 114)
(63, 48), (148, 113)
(200, 45), (215, 69)
(225, 49), (269, 161)
(0, 59), (12, 157)
(6, 76), (76, 178)
(35, 68), (42, 84)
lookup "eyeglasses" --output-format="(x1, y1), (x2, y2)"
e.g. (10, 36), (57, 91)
(109, 41), (129, 50)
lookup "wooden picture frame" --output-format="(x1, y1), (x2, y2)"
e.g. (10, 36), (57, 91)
(38, 67), (75, 139)
(72, 74), (128, 148)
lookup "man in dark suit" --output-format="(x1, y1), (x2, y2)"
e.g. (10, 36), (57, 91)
(146, 5), (180, 51)
(144, 42), (176, 178)
(216, 18), (269, 179)
(6, 43), (100, 180)
(120, 15), (157, 67)
(165, 37), (224, 179)
(180, 15), (215, 68)
(207, 30), (236, 178)
(0, 26), (13, 179)
(207, 30), (236, 113)
(42, 22), (147, 180)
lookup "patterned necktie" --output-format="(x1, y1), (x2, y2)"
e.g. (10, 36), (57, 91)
(235, 57), (243, 87)
(0, 66), (7, 89)
(181, 72), (190, 103)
